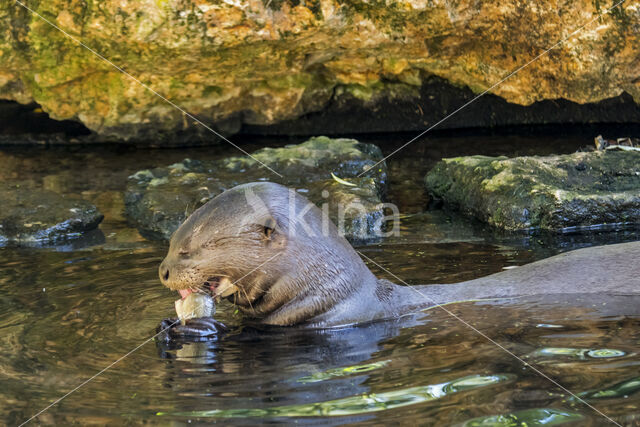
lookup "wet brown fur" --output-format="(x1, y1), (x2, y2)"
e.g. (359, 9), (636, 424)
(160, 182), (640, 327)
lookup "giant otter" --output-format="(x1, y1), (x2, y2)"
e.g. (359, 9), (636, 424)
(159, 182), (640, 333)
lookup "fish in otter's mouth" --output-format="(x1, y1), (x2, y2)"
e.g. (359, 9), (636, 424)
(177, 276), (239, 303)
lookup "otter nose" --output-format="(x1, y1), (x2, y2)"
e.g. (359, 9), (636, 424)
(159, 261), (170, 284)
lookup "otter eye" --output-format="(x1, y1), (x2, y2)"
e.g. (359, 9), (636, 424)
(263, 217), (276, 239)
(178, 249), (189, 256)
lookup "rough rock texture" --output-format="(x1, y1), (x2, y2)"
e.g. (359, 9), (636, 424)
(124, 136), (388, 242)
(424, 151), (640, 231)
(0, 182), (103, 244)
(1, 1), (639, 141)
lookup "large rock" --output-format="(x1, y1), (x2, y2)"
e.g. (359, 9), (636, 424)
(0, 182), (103, 244)
(1, 1), (639, 141)
(424, 151), (640, 231)
(124, 136), (388, 242)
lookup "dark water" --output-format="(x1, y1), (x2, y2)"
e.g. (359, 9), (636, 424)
(1, 131), (639, 426)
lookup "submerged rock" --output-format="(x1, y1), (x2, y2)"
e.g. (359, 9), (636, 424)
(425, 151), (640, 231)
(0, 182), (104, 245)
(1, 1), (639, 141)
(124, 136), (388, 242)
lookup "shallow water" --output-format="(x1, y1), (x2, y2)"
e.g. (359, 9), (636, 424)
(1, 130), (639, 425)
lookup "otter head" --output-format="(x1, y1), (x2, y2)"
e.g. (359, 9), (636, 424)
(159, 182), (373, 325)
(159, 182), (289, 301)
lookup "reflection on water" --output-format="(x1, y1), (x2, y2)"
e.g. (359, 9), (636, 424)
(158, 374), (515, 418)
(462, 408), (584, 426)
(1, 132), (639, 425)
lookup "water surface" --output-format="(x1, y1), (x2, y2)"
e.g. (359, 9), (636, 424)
(1, 131), (639, 425)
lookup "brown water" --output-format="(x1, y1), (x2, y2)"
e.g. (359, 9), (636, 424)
(1, 131), (640, 426)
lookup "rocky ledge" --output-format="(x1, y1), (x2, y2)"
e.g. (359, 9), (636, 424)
(0, 182), (103, 245)
(124, 136), (388, 242)
(1, 1), (639, 141)
(424, 151), (640, 232)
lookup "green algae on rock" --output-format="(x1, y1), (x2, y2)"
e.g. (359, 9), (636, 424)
(0, 182), (103, 245)
(124, 136), (388, 242)
(220, 136), (387, 190)
(2, 1), (640, 141)
(424, 151), (640, 231)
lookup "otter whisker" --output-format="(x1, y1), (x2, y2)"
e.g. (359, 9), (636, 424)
(231, 293), (240, 313)
(239, 286), (254, 311)
(201, 269), (230, 278)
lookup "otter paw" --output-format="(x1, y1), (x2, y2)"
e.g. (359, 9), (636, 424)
(160, 317), (227, 338)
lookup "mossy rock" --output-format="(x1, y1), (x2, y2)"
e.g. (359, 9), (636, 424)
(220, 136), (387, 192)
(304, 177), (385, 244)
(125, 136), (388, 242)
(425, 151), (640, 231)
(0, 182), (103, 245)
(3, 1), (640, 140)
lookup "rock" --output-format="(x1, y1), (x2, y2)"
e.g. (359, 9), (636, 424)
(1, 1), (639, 141)
(424, 151), (640, 231)
(304, 178), (385, 243)
(124, 136), (388, 242)
(0, 182), (104, 244)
